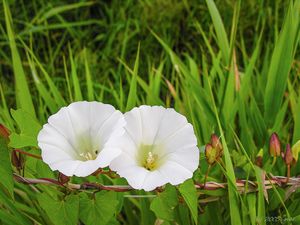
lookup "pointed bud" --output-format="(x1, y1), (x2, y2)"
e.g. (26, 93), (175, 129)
(11, 150), (24, 170)
(255, 149), (263, 167)
(58, 173), (70, 184)
(284, 144), (293, 166)
(211, 134), (222, 149)
(269, 133), (281, 157)
(205, 144), (218, 165)
(210, 134), (223, 159)
(0, 124), (10, 140)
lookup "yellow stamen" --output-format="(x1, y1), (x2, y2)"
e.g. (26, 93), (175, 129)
(144, 152), (158, 171)
(79, 152), (96, 161)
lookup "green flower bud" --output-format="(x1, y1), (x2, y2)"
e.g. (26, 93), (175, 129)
(255, 149), (263, 167)
(210, 134), (223, 159)
(205, 144), (218, 165)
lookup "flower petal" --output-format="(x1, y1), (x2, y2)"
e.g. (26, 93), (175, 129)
(49, 160), (81, 177)
(117, 166), (149, 190)
(40, 143), (73, 164)
(73, 160), (102, 177)
(158, 161), (193, 185)
(122, 107), (143, 146)
(96, 147), (122, 168)
(163, 146), (199, 172)
(153, 108), (188, 144)
(161, 123), (197, 153)
(141, 170), (168, 191)
(38, 124), (78, 157)
(138, 106), (166, 144)
(109, 153), (137, 172)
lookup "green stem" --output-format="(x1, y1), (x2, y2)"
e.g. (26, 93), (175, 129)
(271, 157), (277, 167)
(203, 165), (211, 188)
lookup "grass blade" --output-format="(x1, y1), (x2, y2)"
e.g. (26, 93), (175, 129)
(126, 44), (140, 111)
(3, 0), (35, 117)
(205, 0), (230, 65)
(69, 45), (83, 101)
(264, 0), (300, 126)
(207, 76), (242, 225)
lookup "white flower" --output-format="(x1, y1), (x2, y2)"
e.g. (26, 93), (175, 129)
(38, 101), (125, 177)
(109, 105), (199, 191)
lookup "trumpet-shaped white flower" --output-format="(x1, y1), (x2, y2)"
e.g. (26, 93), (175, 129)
(109, 105), (199, 191)
(38, 101), (125, 177)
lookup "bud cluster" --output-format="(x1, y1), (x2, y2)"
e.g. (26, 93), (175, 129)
(269, 132), (297, 166)
(205, 134), (223, 165)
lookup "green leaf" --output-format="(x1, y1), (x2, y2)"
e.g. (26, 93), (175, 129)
(38, 193), (79, 225)
(35, 160), (55, 178)
(26, 52), (57, 113)
(205, 0), (230, 65)
(150, 185), (178, 221)
(37, 2), (94, 23)
(0, 209), (24, 225)
(264, 0), (300, 126)
(254, 166), (266, 225)
(20, 40), (66, 108)
(79, 191), (119, 225)
(207, 77), (242, 225)
(0, 191), (32, 225)
(3, 0), (36, 118)
(0, 137), (14, 197)
(292, 140), (300, 162)
(84, 49), (94, 101)
(69, 45), (83, 101)
(178, 179), (198, 224)
(246, 193), (257, 225)
(9, 109), (41, 148)
(126, 44), (140, 111)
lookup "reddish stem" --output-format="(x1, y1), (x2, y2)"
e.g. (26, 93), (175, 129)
(14, 149), (42, 159)
(286, 165), (291, 183)
(81, 183), (132, 192)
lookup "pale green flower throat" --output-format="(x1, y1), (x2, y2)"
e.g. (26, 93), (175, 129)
(77, 135), (99, 161)
(139, 144), (163, 171)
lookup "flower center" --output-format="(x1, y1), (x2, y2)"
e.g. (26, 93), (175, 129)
(79, 151), (97, 161)
(143, 152), (158, 171)
(138, 144), (165, 171)
(76, 135), (99, 161)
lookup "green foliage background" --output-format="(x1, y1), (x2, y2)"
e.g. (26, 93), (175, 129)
(1, 0), (300, 224)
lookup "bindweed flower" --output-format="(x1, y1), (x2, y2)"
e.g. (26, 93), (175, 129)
(109, 105), (199, 191)
(38, 101), (125, 177)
